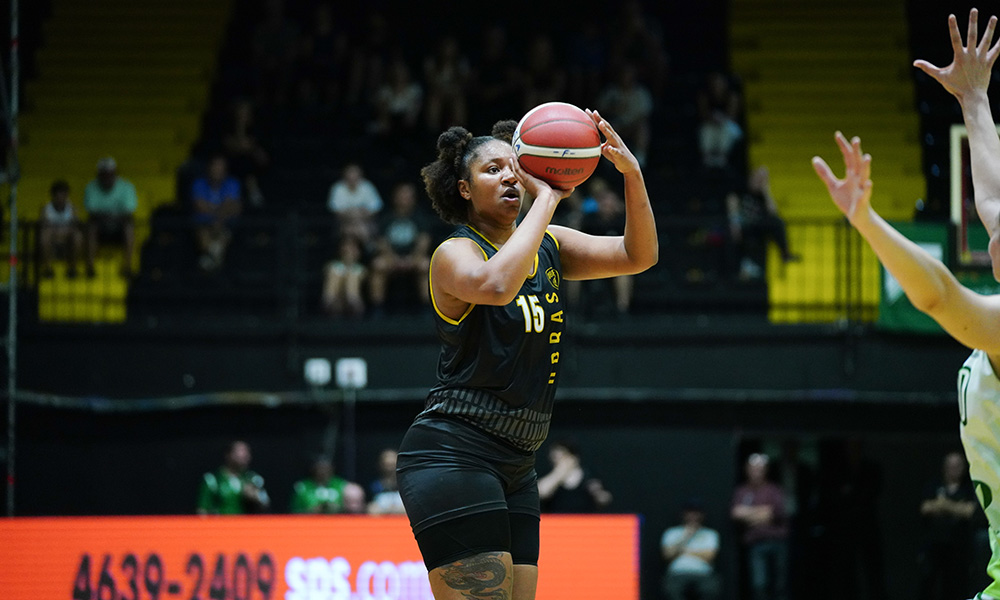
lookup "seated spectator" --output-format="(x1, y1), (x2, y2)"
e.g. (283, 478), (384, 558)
(192, 154), (242, 272)
(368, 448), (405, 515)
(327, 163), (383, 247)
(579, 184), (632, 318)
(196, 440), (270, 515)
(322, 235), (366, 318)
(38, 180), (85, 278)
(423, 36), (469, 132)
(697, 71), (743, 171)
(538, 439), (613, 513)
(371, 58), (423, 140)
(597, 64), (653, 168)
(369, 182), (431, 316)
(84, 157), (137, 278)
(726, 166), (799, 281)
(290, 455), (365, 514)
(223, 99), (268, 208)
(662, 498), (721, 600)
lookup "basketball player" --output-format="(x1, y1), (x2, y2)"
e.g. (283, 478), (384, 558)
(913, 9), (1000, 599)
(396, 109), (657, 600)
(813, 126), (1000, 600)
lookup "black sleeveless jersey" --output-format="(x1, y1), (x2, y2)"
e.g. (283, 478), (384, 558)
(421, 225), (565, 452)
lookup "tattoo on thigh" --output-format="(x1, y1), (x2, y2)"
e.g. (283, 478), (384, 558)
(439, 552), (509, 600)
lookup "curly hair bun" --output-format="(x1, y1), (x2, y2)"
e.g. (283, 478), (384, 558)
(436, 126), (472, 166)
(491, 120), (518, 144)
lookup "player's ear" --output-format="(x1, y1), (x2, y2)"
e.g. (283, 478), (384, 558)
(458, 180), (472, 200)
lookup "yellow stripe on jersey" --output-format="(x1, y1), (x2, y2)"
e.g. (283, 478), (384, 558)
(428, 240), (484, 325)
(545, 229), (559, 250)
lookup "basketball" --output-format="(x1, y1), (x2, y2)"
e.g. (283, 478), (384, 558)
(513, 102), (602, 190)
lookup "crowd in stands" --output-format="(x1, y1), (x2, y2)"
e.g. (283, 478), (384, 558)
(37, 0), (799, 318)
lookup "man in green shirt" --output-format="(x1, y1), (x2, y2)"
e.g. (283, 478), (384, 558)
(290, 455), (365, 514)
(84, 157), (138, 278)
(196, 440), (270, 515)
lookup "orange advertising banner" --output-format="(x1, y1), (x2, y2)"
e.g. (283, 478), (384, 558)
(0, 514), (639, 600)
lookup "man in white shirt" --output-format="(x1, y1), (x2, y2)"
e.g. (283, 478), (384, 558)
(327, 163), (383, 245)
(661, 498), (721, 600)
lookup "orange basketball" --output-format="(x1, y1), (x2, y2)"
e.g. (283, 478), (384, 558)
(513, 102), (602, 190)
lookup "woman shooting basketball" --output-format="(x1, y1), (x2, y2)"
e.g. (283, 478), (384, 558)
(395, 109), (656, 600)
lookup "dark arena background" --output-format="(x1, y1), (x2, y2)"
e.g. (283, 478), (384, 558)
(0, 1), (996, 599)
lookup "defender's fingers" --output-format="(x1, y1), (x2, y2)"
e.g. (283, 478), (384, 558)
(949, 14), (963, 52)
(969, 8), (980, 50)
(812, 156), (838, 191)
(979, 15), (997, 53)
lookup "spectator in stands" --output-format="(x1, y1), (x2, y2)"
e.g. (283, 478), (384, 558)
(918, 451), (979, 600)
(697, 71), (743, 171)
(368, 448), (406, 515)
(345, 13), (394, 114)
(368, 182), (432, 316)
(251, 0), (299, 106)
(223, 99), (268, 209)
(661, 498), (721, 600)
(423, 36), (469, 132)
(371, 58), (423, 140)
(192, 154), (242, 272)
(327, 163), (383, 246)
(580, 184), (633, 318)
(726, 166), (799, 281)
(84, 157), (137, 278)
(342, 481), (368, 514)
(598, 64), (653, 168)
(38, 180), (85, 278)
(731, 453), (789, 600)
(321, 234), (367, 318)
(538, 439), (613, 513)
(290, 454), (364, 514)
(196, 440), (270, 515)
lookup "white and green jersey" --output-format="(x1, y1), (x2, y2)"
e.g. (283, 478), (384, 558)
(958, 349), (1000, 599)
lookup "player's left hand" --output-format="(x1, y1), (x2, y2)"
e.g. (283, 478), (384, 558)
(509, 153), (575, 201)
(812, 132), (874, 225)
(913, 9), (1000, 102)
(586, 108), (640, 175)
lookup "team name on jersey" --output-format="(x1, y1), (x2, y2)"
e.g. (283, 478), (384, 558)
(514, 292), (563, 385)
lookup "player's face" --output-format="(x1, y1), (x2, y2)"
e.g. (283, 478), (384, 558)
(463, 141), (523, 221)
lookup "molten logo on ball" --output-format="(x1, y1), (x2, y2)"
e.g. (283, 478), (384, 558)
(513, 101), (602, 190)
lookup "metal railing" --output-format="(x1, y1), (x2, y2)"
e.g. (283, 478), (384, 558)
(4, 214), (877, 326)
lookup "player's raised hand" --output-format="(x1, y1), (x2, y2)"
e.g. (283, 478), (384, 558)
(812, 132), (874, 225)
(509, 152), (575, 201)
(913, 9), (1000, 101)
(586, 108), (639, 175)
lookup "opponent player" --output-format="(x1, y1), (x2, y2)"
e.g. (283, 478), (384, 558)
(396, 110), (657, 600)
(814, 13), (1000, 591)
(906, 9), (1000, 598)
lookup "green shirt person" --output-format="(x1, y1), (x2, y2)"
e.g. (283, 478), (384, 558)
(196, 440), (270, 515)
(290, 456), (365, 514)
